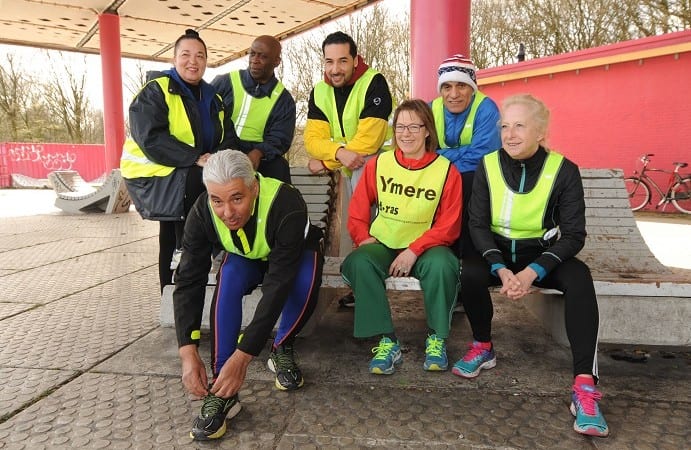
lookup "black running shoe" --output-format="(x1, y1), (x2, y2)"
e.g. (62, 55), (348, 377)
(267, 344), (304, 391)
(190, 393), (241, 441)
(338, 291), (355, 308)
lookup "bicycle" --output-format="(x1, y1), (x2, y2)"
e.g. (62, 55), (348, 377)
(624, 153), (691, 214)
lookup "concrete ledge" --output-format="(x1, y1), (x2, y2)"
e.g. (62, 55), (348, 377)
(522, 287), (691, 347)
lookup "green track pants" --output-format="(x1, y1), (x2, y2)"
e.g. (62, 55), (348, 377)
(341, 244), (459, 338)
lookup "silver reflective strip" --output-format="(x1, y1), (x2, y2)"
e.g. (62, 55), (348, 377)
(234, 93), (253, 136)
(303, 218), (310, 238)
(498, 190), (514, 236)
(120, 152), (155, 165)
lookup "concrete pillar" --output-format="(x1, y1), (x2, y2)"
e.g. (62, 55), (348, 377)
(410, 0), (471, 101)
(98, 13), (125, 172)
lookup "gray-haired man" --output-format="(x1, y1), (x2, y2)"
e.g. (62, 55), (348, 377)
(173, 150), (323, 440)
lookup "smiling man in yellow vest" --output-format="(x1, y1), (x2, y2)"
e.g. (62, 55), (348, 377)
(431, 54), (501, 314)
(305, 31), (393, 192)
(305, 31), (393, 308)
(212, 35), (295, 183)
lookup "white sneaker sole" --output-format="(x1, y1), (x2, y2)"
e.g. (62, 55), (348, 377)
(452, 357), (496, 378)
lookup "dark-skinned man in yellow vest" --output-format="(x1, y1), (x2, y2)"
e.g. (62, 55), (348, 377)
(212, 35), (295, 183)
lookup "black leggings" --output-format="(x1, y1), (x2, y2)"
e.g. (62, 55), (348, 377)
(461, 253), (600, 377)
(158, 166), (205, 293)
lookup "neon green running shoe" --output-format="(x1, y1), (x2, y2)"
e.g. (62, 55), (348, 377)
(368, 336), (402, 375)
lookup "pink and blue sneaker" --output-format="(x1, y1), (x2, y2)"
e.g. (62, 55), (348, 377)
(452, 341), (496, 378)
(570, 382), (610, 437)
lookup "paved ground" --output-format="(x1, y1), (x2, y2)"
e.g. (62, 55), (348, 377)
(0, 190), (689, 449)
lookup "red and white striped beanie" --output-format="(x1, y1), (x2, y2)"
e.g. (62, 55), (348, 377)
(437, 54), (477, 92)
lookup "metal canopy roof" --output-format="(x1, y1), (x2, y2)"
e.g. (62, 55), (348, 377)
(0, 0), (382, 67)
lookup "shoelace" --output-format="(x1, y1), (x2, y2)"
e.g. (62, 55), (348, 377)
(574, 385), (602, 416)
(371, 341), (396, 360)
(201, 394), (227, 417)
(463, 342), (489, 362)
(426, 337), (444, 357)
(273, 346), (298, 371)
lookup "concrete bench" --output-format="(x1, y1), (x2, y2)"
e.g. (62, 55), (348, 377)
(319, 169), (691, 347)
(159, 167), (336, 333)
(50, 169), (131, 214)
(48, 169), (94, 193)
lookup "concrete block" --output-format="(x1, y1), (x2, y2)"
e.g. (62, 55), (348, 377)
(522, 285), (691, 347)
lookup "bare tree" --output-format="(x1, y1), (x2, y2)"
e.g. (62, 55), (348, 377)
(342, 5), (410, 106)
(42, 52), (92, 143)
(0, 53), (36, 141)
(471, 0), (691, 67)
(279, 33), (323, 126)
(124, 60), (148, 101)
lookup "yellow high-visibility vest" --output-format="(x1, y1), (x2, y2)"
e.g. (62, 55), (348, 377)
(369, 151), (450, 248)
(229, 70), (284, 143)
(485, 150), (564, 239)
(209, 174), (282, 260)
(432, 91), (487, 148)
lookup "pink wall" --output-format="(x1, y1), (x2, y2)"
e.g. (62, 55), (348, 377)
(0, 142), (106, 186)
(478, 30), (691, 210)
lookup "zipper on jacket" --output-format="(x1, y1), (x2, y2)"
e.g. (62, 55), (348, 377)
(511, 162), (527, 263)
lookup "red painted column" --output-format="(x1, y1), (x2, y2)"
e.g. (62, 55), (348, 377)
(410, 0), (471, 101)
(98, 13), (125, 172)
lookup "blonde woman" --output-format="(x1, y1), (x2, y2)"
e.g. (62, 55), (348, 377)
(456, 93), (609, 437)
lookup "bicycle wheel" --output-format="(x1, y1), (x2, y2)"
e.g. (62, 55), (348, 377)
(624, 177), (650, 211)
(670, 177), (691, 214)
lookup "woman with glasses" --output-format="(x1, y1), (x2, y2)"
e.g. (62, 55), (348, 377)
(341, 99), (462, 375)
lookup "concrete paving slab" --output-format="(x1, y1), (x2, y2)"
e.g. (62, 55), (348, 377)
(278, 385), (593, 449)
(0, 237), (144, 271)
(0, 189), (62, 217)
(0, 233), (60, 252)
(0, 373), (294, 449)
(0, 270), (159, 370)
(635, 213), (691, 270)
(0, 368), (76, 420)
(1, 251), (156, 304)
(0, 213), (157, 240)
(101, 237), (159, 255)
(95, 327), (277, 386)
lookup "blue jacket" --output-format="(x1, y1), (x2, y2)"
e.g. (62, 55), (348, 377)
(435, 94), (501, 174)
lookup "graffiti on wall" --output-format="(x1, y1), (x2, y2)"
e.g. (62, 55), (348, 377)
(8, 144), (78, 171)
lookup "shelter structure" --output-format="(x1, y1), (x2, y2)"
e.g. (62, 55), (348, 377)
(0, 0), (469, 172)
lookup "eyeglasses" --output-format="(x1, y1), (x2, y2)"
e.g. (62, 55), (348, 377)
(394, 124), (425, 134)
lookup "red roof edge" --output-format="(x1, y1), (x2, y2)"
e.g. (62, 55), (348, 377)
(478, 29), (691, 79)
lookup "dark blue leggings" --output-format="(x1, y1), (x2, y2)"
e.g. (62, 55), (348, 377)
(209, 250), (320, 377)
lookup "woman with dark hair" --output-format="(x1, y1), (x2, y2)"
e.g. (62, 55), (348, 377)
(120, 29), (230, 292)
(341, 99), (462, 375)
